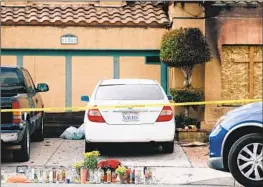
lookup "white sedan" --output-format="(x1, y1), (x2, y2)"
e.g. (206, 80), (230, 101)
(81, 79), (175, 153)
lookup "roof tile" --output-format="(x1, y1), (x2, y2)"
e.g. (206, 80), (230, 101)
(1, 2), (170, 27)
(213, 0), (263, 6)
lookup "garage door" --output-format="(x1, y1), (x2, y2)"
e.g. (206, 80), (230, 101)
(23, 56), (66, 109)
(72, 56), (113, 107)
(1, 49), (166, 109)
(119, 57), (160, 83)
(1, 56), (16, 66)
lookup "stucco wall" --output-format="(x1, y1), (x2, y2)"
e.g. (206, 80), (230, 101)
(1, 55), (163, 109)
(205, 6), (262, 97)
(119, 57), (160, 82)
(1, 26), (166, 49)
(169, 2), (205, 31)
(204, 58), (221, 101)
(72, 57), (113, 107)
(219, 18), (262, 46)
(206, 15), (263, 101)
(1, 56), (16, 66)
(1, 26), (166, 109)
(204, 7), (263, 126)
(204, 45), (262, 126)
(23, 56), (66, 109)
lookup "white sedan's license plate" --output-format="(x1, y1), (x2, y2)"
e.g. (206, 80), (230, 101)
(122, 112), (139, 122)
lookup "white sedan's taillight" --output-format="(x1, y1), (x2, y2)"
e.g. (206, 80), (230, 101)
(87, 106), (105, 123)
(156, 106), (173, 122)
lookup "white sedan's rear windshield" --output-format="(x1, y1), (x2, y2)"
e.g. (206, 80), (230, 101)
(95, 84), (164, 100)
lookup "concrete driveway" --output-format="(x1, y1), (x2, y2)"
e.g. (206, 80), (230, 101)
(2, 139), (190, 167)
(1, 139), (241, 186)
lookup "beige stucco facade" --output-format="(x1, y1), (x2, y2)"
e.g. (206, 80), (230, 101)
(119, 57), (160, 82)
(0, 2), (210, 122)
(205, 16), (263, 102)
(24, 56), (66, 108)
(1, 56), (17, 66)
(1, 26), (165, 111)
(2, 26), (166, 49)
(71, 56), (113, 108)
(203, 12), (263, 130)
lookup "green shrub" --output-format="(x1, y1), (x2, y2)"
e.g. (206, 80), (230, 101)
(170, 87), (204, 111)
(160, 28), (211, 68)
(175, 113), (199, 128)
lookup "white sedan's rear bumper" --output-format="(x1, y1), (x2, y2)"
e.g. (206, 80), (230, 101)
(84, 121), (175, 143)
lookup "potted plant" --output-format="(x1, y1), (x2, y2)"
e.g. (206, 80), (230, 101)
(83, 151), (100, 183)
(97, 159), (121, 171)
(73, 161), (83, 177)
(126, 168), (131, 183)
(97, 159), (121, 183)
(115, 166), (127, 184)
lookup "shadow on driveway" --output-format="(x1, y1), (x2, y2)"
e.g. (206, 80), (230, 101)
(90, 142), (167, 156)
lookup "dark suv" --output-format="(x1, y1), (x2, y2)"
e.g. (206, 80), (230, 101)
(1, 66), (49, 162)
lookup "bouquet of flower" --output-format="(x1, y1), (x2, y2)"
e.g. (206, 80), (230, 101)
(116, 165), (128, 183)
(97, 159), (121, 170)
(115, 166), (127, 177)
(73, 161), (84, 176)
(83, 151), (100, 170)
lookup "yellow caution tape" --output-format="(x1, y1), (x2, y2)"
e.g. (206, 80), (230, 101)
(0, 99), (261, 113)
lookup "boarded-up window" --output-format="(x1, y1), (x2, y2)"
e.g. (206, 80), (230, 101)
(221, 45), (262, 100)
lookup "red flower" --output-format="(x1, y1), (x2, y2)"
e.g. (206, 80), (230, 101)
(97, 159), (121, 170)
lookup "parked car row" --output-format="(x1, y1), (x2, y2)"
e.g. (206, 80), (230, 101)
(1, 66), (175, 162)
(1, 66), (262, 187)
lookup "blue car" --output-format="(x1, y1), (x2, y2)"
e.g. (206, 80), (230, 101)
(208, 101), (263, 187)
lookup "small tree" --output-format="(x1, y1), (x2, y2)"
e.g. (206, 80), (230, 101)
(160, 28), (211, 88)
(160, 27), (211, 124)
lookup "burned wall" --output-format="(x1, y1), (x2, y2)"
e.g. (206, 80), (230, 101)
(206, 4), (263, 60)
(204, 3), (262, 125)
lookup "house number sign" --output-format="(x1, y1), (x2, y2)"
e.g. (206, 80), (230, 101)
(61, 34), (78, 44)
